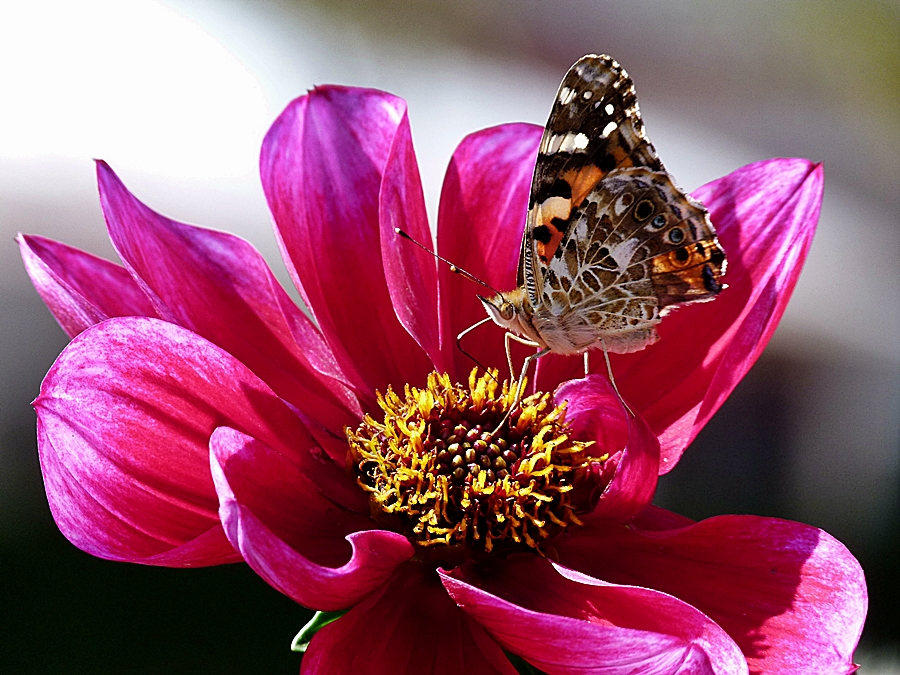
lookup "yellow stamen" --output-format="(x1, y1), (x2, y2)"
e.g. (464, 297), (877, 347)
(346, 369), (596, 557)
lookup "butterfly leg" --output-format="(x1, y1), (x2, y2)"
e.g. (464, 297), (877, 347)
(514, 346), (551, 408)
(492, 335), (549, 436)
(456, 317), (495, 378)
(504, 332), (542, 382)
(599, 337), (634, 417)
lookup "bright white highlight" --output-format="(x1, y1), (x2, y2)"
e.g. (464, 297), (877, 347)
(613, 194), (633, 216)
(539, 196), (571, 221)
(0, 0), (268, 179)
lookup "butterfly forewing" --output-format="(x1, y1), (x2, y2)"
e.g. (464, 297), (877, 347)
(520, 55), (663, 306)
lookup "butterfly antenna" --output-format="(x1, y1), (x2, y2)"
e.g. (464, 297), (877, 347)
(394, 228), (501, 296)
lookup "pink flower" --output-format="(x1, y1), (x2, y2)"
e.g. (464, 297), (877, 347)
(20, 86), (865, 674)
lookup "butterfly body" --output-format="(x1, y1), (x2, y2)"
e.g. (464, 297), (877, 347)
(481, 55), (726, 358)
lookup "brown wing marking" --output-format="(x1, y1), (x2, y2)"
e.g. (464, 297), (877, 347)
(543, 167), (726, 320)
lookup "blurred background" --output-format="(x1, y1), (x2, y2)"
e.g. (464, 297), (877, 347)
(1, 0), (897, 672)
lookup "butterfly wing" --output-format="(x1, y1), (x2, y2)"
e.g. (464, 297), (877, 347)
(537, 167), (726, 353)
(519, 54), (663, 306)
(521, 54), (726, 354)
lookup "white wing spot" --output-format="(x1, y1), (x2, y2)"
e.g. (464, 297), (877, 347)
(546, 132), (590, 155)
(582, 90), (593, 100)
(559, 87), (576, 105)
(601, 121), (618, 138)
(613, 194), (631, 216)
(540, 196), (571, 221)
(605, 103), (615, 115)
(545, 134), (563, 154)
(610, 238), (641, 271)
(557, 132), (590, 152)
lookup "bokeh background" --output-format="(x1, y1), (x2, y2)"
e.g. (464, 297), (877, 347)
(1, 1), (897, 672)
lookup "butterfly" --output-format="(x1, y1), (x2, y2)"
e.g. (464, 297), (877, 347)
(478, 54), (727, 388)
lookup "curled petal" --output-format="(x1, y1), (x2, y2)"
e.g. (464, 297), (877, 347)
(96, 161), (359, 441)
(261, 86), (435, 400)
(557, 514), (866, 675)
(18, 234), (157, 337)
(34, 317), (345, 566)
(442, 556), (745, 675)
(555, 375), (628, 456)
(556, 376), (659, 522)
(303, 562), (516, 674)
(36, 415), (240, 566)
(616, 159), (822, 471)
(211, 427), (412, 610)
(437, 123), (542, 382)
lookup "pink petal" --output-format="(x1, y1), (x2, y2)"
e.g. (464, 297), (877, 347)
(379, 106), (450, 373)
(556, 514), (866, 675)
(436, 123), (542, 382)
(261, 86), (436, 401)
(525, 160), (821, 473)
(211, 426), (412, 610)
(18, 234), (157, 337)
(442, 556), (745, 675)
(96, 161), (359, 442)
(555, 376), (658, 521)
(302, 562), (517, 674)
(34, 317), (347, 566)
(631, 505), (696, 532)
(615, 159), (822, 471)
(36, 415), (241, 566)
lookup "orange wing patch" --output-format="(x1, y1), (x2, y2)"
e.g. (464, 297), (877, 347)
(532, 165), (606, 263)
(650, 239), (727, 308)
(562, 165), (605, 207)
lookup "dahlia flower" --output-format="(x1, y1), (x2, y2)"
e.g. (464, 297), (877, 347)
(20, 86), (866, 674)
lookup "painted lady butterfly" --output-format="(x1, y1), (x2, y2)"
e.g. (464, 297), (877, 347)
(480, 54), (727, 375)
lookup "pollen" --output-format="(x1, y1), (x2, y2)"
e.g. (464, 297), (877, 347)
(346, 370), (596, 557)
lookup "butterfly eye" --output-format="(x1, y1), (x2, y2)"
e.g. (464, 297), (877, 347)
(651, 214), (666, 229)
(633, 199), (654, 221)
(500, 303), (515, 320)
(668, 228), (685, 244)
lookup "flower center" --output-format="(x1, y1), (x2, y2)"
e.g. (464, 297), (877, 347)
(346, 370), (597, 560)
